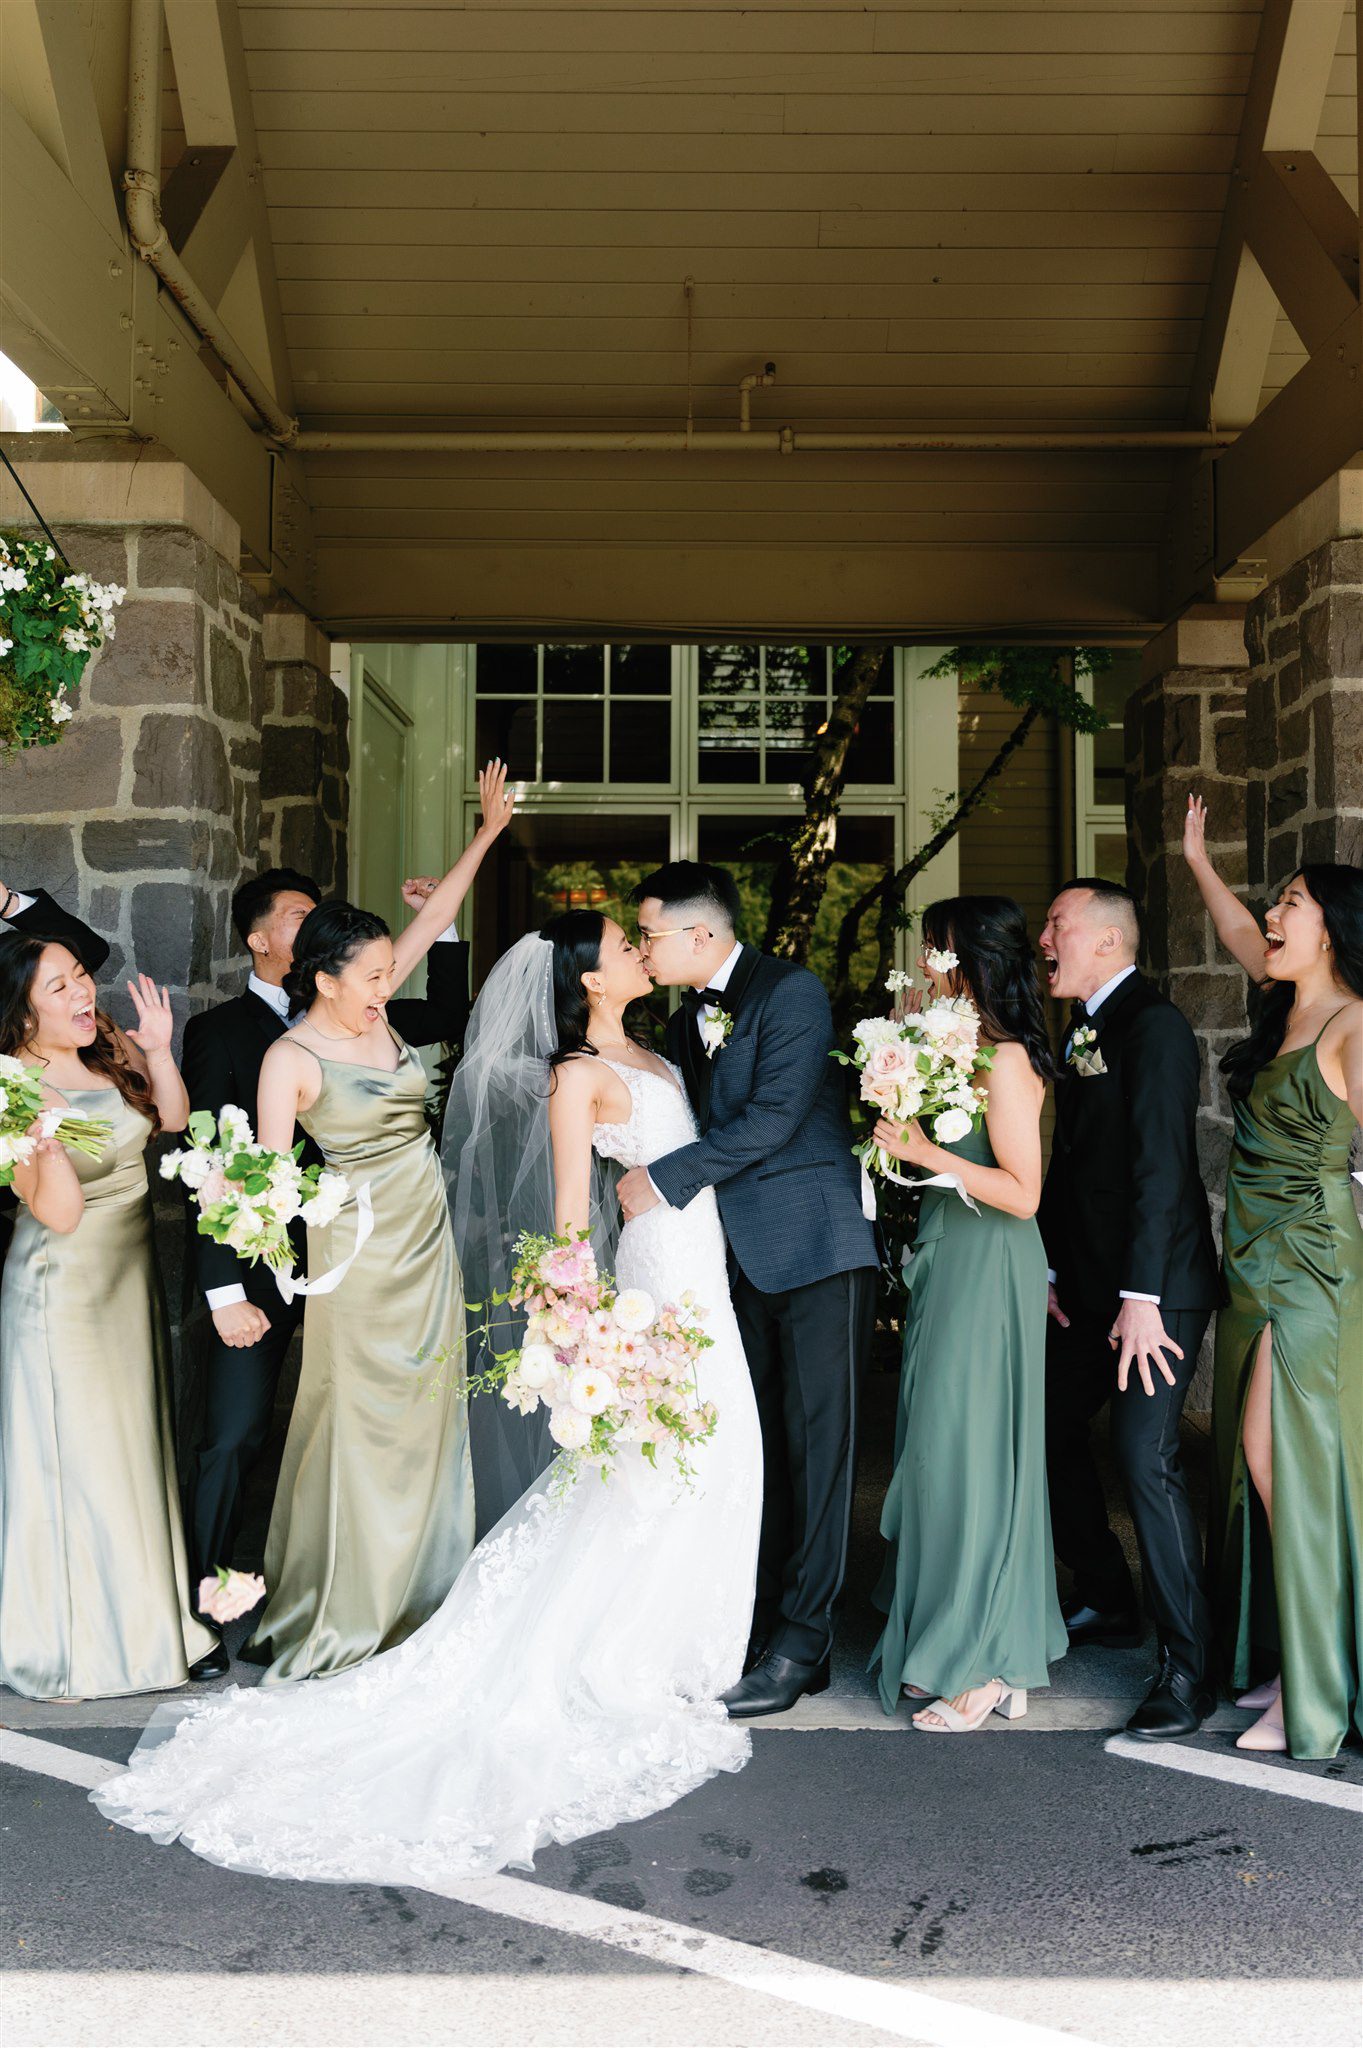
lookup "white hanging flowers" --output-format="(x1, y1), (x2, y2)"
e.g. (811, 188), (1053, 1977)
(0, 531), (125, 754)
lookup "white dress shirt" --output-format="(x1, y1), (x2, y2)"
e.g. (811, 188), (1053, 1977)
(1, 890), (35, 921)
(1051, 961), (1156, 1305)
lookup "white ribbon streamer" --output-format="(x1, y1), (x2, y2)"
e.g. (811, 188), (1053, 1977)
(880, 1165), (980, 1213)
(274, 1182), (374, 1303)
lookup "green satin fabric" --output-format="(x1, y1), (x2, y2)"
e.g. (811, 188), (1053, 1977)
(870, 1124), (1067, 1710)
(247, 1037), (474, 1686)
(0, 1089), (214, 1700)
(1210, 1037), (1363, 1760)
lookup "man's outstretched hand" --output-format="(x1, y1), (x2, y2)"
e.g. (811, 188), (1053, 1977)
(617, 1166), (661, 1221)
(1110, 1297), (1183, 1397)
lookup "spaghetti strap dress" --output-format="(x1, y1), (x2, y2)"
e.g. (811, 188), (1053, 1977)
(1208, 1014), (1363, 1759)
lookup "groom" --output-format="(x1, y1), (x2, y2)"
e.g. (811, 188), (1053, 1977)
(620, 861), (878, 1717)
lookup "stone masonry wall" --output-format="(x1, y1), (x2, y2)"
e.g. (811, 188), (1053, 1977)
(261, 613), (348, 895)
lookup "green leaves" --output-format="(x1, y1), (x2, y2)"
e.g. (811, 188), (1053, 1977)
(924, 644), (1112, 736)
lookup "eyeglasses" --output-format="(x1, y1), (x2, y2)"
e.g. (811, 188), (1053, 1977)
(636, 924), (699, 943)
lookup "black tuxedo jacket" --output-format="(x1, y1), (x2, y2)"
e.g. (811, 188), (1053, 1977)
(1038, 970), (1219, 1319)
(651, 946), (877, 1294)
(5, 889), (110, 976)
(181, 940), (471, 1303)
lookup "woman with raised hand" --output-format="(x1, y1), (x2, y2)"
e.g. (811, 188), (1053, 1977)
(241, 762), (516, 1684)
(1182, 797), (1363, 1759)
(869, 896), (1067, 1733)
(0, 936), (216, 1700)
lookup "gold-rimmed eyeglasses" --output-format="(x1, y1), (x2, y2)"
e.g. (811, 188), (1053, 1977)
(637, 923), (700, 943)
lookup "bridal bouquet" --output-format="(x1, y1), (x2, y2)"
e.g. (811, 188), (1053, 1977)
(836, 977), (994, 1182)
(0, 1054), (114, 1187)
(160, 1105), (350, 1272)
(472, 1232), (718, 1485)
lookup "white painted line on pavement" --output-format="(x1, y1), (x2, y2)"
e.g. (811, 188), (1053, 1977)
(1104, 1733), (1363, 1813)
(3, 1730), (1108, 2048)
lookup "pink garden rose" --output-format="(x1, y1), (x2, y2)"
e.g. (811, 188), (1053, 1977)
(197, 1568), (266, 1627)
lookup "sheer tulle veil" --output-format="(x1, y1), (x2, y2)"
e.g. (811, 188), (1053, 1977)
(440, 931), (620, 1532)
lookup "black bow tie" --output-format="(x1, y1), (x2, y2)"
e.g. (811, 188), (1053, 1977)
(681, 985), (733, 1014)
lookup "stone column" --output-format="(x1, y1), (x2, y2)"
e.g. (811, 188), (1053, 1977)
(261, 605), (348, 894)
(1127, 604), (1251, 1245)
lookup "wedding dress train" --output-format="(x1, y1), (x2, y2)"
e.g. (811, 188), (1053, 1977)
(93, 1058), (762, 1885)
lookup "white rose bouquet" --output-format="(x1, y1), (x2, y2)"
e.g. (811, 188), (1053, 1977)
(445, 1231), (718, 1487)
(0, 1053), (115, 1187)
(160, 1105), (350, 1274)
(835, 982), (995, 1183)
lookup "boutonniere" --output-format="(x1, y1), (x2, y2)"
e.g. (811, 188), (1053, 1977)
(699, 1008), (734, 1060)
(1067, 1026), (1107, 1078)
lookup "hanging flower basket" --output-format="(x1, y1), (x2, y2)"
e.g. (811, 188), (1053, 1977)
(0, 530), (125, 756)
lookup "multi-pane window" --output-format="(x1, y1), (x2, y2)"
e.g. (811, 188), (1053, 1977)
(1075, 648), (1139, 882)
(474, 643), (673, 785)
(697, 644), (895, 788)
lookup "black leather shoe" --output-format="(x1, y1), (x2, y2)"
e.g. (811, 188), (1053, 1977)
(1125, 1659), (1215, 1741)
(188, 1642), (230, 1682)
(1062, 1597), (1143, 1650)
(720, 1650), (830, 1719)
(742, 1635), (769, 1676)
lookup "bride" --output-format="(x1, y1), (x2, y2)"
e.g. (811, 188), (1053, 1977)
(93, 912), (762, 1884)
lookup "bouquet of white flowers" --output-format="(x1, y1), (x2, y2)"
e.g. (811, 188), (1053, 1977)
(160, 1105), (350, 1275)
(0, 1053), (115, 1187)
(836, 979), (994, 1183)
(441, 1231), (719, 1487)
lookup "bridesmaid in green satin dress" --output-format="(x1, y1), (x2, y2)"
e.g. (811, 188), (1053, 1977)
(868, 898), (1068, 1734)
(245, 762), (517, 1685)
(0, 938), (215, 1700)
(1184, 799), (1363, 1760)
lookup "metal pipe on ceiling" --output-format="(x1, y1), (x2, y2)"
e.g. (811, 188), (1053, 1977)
(124, 0), (301, 448)
(292, 428), (1235, 455)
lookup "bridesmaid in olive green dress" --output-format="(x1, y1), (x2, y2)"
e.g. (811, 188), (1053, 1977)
(869, 898), (1067, 1732)
(0, 938), (215, 1700)
(245, 762), (516, 1684)
(1184, 800), (1363, 1760)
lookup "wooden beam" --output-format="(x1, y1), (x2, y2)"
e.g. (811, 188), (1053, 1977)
(0, 1), (123, 244)
(163, 0), (237, 147)
(1190, 0), (1345, 432)
(170, 154), (254, 304)
(1245, 151), (1359, 351)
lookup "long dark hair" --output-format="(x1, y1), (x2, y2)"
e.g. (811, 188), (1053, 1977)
(284, 901), (390, 1011)
(542, 909), (606, 1069)
(921, 895), (1056, 1082)
(0, 930), (161, 1133)
(1221, 864), (1363, 1098)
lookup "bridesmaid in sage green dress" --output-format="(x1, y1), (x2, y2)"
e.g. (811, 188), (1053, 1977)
(869, 897), (1067, 1732)
(1183, 800), (1363, 1759)
(245, 762), (516, 1684)
(0, 938), (215, 1700)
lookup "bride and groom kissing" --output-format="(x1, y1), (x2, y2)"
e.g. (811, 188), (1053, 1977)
(94, 860), (875, 1879)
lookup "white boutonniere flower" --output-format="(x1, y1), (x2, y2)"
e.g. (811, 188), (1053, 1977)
(1067, 1025), (1107, 1078)
(698, 1007), (734, 1059)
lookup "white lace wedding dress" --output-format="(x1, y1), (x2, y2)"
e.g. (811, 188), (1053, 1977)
(93, 1058), (762, 1886)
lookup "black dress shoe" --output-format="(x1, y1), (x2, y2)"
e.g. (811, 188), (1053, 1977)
(720, 1650), (829, 1719)
(1061, 1597), (1143, 1650)
(1125, 1659), (1215, 1741)
(188, 1642), (230, 1682)
(742, 1635), (769, 1676)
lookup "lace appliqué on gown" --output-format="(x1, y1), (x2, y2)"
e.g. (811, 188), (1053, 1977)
(94, 1056), (762, 1887)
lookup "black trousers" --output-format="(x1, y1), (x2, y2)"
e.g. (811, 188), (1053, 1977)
(1045, 1303), (1213, 1683)
(731, 1263), (877, 1666)
(183, 1293), (305, 1600)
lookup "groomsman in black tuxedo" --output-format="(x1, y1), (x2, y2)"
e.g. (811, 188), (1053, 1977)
(1038, 878), (1220, 1740)
(181, 867), (471, 1670)
(0, 878), (109, 974)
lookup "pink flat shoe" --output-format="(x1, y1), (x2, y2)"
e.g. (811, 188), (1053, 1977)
(1236, 1699), (1287, 1753)
(1235, 1675), (1281, 1712)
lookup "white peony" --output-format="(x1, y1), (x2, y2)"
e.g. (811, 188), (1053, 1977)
(218, 1104), (254, 1148)
(304, 1170), (347, 1228)
(932, 1107), (973, 1145)
(176, 1147), (214, 1190)
(0, 1054), (26, 1081)
(569, 1367), (617, 1416)
(516, 1344), (557, 1391)
(548, 1404), (592, 1451)
(612, 1287), (656, 1333)
(852, 1016), (900, 1054)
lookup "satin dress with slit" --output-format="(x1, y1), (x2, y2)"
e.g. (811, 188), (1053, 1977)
(870, 1122), (1067, 1710)
(1209, 1024), (1362, 1760)
(0, 1088), (214, 1700)
(245, 1034), (475, 1684)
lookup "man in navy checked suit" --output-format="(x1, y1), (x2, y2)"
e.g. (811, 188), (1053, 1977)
(619, 861), (878, 1717)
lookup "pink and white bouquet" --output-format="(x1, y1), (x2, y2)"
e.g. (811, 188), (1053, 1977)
(160, 1104), (349, 1273)
(198, 1566), (266, 1627)
(475, 1231), (718, 1485)
(836, 981), (994, 1182)
(0, 1053), (114, 1187)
